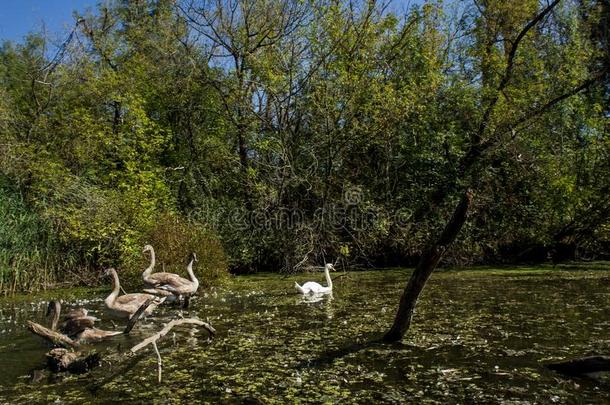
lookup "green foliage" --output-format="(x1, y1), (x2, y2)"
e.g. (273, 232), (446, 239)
(0, 0), (608, 291)
(0, 178), (78, 293)
(136, 213), (228, 288)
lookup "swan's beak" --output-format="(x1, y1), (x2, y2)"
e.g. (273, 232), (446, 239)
(330, 265), (336, 271)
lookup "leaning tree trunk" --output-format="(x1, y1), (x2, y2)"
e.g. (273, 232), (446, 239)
(384, 190), (473, 342)
(381, 0), (604, 345)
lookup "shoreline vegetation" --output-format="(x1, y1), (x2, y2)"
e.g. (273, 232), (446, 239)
(3, 261), (609, 300)
(1, 0), (609, 294)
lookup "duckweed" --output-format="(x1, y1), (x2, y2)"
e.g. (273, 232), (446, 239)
(1, 267), (609, 403)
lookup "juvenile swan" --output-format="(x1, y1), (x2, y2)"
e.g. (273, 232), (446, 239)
(143, 252), (199, 299)
(157, 252), (199, 296)
(104, 268), (162, 319)
(142, 245), (184, 291)
(46, 300), (121, 342)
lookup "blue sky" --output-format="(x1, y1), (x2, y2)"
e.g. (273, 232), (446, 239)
(0, 0), (96, 43)
(0, 0), (426, 44)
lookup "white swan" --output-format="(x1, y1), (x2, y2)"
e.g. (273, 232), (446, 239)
(295, 263), (335, 294)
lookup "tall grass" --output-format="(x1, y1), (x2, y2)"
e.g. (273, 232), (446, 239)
(0, 182), (80, 294)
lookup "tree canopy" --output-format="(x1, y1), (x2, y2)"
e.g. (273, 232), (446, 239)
(0, 0), (608, 292)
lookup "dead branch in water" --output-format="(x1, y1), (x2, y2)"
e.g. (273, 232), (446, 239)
(123, 298), (154, 334)
(46, 348), (100, 373)
(27, 321), (79, 348)
(28, 298), (152, 374)
(152, 341), (162, 383)
(130, 318), (215, 353)
(129, 318), (215, 382)
(29, 298), (150, 348)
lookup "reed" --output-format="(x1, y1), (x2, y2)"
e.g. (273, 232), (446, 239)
(0, 184), (80, 294)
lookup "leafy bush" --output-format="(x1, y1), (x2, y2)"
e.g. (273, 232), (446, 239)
(124, 213), (228, 288)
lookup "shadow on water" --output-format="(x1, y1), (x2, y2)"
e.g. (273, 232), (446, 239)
(86, 352), (147, 394)
(295, 334), (418, 371)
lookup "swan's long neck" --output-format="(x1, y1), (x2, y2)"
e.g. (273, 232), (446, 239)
(187, 258), (199, 289)
(143, 248), (156, 277)
(107, 270), (121, 304)
(324, 266), (332, 289)
(49, 301), (60, 330)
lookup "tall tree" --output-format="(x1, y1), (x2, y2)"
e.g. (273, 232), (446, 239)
(384, 0), (609, 342)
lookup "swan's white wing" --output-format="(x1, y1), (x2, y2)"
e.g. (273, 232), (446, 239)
(300, 282), (328, 294)
(301, 282), (322, 290)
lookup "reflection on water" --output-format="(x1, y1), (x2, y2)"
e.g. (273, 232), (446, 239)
(0, 266), (609, 403)
(296, 292), (333, 304)
(297, 292), (334, 319)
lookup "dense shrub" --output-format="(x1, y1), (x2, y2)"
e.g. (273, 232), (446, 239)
(130, 213), (229, 288)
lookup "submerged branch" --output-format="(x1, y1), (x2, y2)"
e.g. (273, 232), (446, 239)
(546, 356), (610, 376)
(129, 318), (215, 383)
(152, 341), (162, 383)
(123, 298), (154, 335)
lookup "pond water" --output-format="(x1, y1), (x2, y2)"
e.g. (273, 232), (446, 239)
(0, 265), (609, 403)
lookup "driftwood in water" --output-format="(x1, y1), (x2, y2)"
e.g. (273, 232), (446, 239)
(130, 318), (216, 353)
(46, 348), (101, 373)
(123, 298), (154, 334)
(130, 318), (215, 382)
(546, 356), (610, 376)
(27, 321), (79, 348)
(28, 298), (151, 349)
(28, 299), (153, 374)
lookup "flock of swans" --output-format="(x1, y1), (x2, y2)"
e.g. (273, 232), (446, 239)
(104, 245), (199, 320)
(38, 244), (335, 344)
(40, 245), (200, 343)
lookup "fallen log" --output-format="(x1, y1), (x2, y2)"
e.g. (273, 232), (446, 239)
(29, 298), (151, 349)
(546, 356), (610, 376)
(130, 318), (215, 354)
(46, 348), (100, 373)
(123, 298), (154, 334)
(28, 299), (153, 375)
(27, 321), (79, 349)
